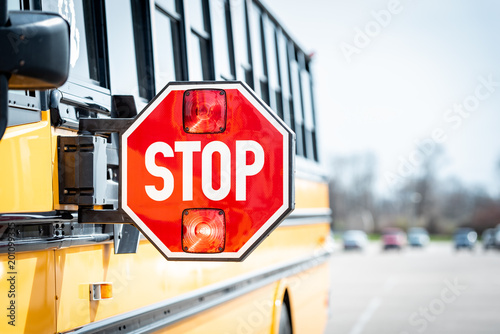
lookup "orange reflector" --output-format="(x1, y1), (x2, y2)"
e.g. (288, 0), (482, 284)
(183, 89), (226, 133)
(90, 283), (113, 301)
(182, 209), (225, 253)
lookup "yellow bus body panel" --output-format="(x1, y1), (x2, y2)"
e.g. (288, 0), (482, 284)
(286, 262), (330, 333)
(54, 222), (330, 332)
(0, 111), (53, 213)
(0, 250), (56, 333)
(154, 283), (277, 334)
(295, 177), (329, 209)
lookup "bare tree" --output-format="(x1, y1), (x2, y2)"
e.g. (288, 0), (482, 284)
(328, 152), (377, 232)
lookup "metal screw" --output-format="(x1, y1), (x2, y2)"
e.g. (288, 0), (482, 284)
(185, 91), (190, 96)
(183, 246), (188, 251)
(220, 90), (225, 95)
(218, 247), (223, 252)
(218, 210), (224, 215)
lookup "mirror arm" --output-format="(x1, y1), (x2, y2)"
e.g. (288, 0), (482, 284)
(0, 74), (8, 141)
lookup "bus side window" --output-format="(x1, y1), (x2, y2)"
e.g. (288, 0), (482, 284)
(289, 45), (306, 158)
(84, 1), (108, 88)
(277, 32), (293, 130)
(131, 0), (155, 101)
(299, 54), (318, 162)
(153, 0), (186, 92)
(210, 0), (236, 80)
(230, 0), (253, 88)
(249, 4), (270, 104)
(43, 0), (108, 88)
(265, 20), (283, 120)
(187, 0), (213, 81)
(105, 0), (142, 99)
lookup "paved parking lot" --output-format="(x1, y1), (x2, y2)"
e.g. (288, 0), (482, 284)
(324, 242), (500, 334)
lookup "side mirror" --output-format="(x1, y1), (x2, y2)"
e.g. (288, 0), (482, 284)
(0, 8), (70, 140)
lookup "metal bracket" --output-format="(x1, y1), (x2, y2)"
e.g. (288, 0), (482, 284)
(79, 118), (134, 135)
(58, 135), (108, 206)
(68, 95), (140, 254)
(114, 224), (141, 254)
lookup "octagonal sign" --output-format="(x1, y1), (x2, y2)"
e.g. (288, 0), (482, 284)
(121, 81), (295, 261)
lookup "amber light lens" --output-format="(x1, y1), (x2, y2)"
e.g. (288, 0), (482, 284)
(183, 89), (227, 133)
(182, 209), (225, 253)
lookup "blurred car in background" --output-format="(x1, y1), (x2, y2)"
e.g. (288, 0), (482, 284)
(342, 230), (368, 250)
(407, 227), (430, 247)
(494, 225), (500, 249)
(454, 228), (477, 250)
(382, 228), (407, 250)
(482, 228), (495, 250)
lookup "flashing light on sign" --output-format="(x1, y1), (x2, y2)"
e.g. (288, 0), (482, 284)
(182, 209), (226, 253)
(183, 89), (227, 134)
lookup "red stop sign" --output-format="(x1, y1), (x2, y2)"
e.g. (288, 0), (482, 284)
(121, 82), (294, 261)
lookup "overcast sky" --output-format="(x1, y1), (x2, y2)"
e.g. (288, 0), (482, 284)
(264, 0), (500, 196)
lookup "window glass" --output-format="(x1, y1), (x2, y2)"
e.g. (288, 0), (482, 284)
(188, 0), (212, 80)
(7, 0), (21, 10)
(290, 59), (305, 157)
(156, 0), (176, 13)
(231, 0), (249, 66)
(301, 70), (314, 129)
(249, 4), (270, 103)
(230, 0), (253, 87)
(155, 8), (178, 88)
(250, 4), (264, 81)
(189, 36), (205, 80)
(44, 0), (91, 83)
(266, 21), (279, 91)
(188, 0), (207, 33)
(131, 0), (155, 100)
(278, 34), (290, 97)
(43, 0), (107, 87)
(106, 0), (139, 96)
(290, 61), (303, 124)
(211, 0), (235, 79)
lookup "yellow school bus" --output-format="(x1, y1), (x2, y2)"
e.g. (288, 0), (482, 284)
(0, 0), (332, 333)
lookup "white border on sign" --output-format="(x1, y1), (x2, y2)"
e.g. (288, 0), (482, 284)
(122, 82), (290, 260)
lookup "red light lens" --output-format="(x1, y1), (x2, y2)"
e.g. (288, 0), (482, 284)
(183, 89), (227, 133)
(182, 209), (225, 253)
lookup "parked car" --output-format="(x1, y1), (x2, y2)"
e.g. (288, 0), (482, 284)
(407, 227), (430, 247)
(482, 228), (495, 250)
(454, 228), (477, 250)
(382, 228), (407, 250)
(494, 225), (500, 249)
(342, 230), (368, 250)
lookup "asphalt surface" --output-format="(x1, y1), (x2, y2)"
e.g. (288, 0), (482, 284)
(324, 241), (500, 334)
